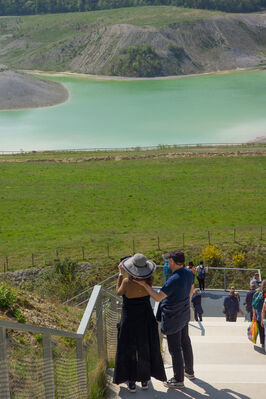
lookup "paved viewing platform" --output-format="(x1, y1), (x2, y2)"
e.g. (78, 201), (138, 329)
(107, 317), (266, 399)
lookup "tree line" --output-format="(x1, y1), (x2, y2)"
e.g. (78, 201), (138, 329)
(0, 0), (266, 16)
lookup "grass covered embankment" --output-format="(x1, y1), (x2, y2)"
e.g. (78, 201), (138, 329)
(0, 145), (265, 271)
(1, 6), (266, 76)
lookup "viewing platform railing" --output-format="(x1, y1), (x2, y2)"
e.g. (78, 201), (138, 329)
(0, 285), (122, 399)
(0, 266), (261, 398)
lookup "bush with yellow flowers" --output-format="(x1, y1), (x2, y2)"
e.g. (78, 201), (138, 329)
(201, 245), (223, 267)
(232, 252), (246, 267)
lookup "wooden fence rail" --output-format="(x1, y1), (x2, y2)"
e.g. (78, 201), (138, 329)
(1, 226), (264, 272)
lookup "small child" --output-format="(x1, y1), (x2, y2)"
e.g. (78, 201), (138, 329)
(191, 289), (203, 322)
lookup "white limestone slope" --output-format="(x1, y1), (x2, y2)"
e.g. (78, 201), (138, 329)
(107, 317), (266, 399)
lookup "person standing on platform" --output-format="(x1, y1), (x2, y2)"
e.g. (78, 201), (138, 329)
(261, 298), (266, 351)
(191, 289), (203, 322)
(113, 253), (166, 393)
(223, 289), (240, 322)
(163, 256), (172, 283)
(250, 273), (261, 289)
(252, 279), (266, 350)
(244, 283), (256, 321)
(134, 250), (195, 390)
(196, 261), (207, 291)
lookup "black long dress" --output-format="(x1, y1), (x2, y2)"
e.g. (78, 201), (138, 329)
(113, 295), (166, 384)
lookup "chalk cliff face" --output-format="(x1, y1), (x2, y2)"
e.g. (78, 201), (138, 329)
(1, 13), (266, 76)
(0, 70), (68, 110)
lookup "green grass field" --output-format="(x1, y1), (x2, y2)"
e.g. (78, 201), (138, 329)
(0, 150), (265, 270)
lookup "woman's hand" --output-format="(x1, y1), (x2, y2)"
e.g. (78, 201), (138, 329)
(261, 320), (265, 328)
(118, 263), (124, 274)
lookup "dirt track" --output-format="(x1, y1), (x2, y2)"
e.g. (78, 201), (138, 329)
(0, 150), (265, 163)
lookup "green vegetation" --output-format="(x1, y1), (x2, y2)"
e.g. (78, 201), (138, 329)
(109, 45), (162, 77)
(1, 285), (105, 399)
(168, 44), (186, 59)
(0, 148), (265, 271)
(0, 282), (26, 322)
(0, 0), (265, 16)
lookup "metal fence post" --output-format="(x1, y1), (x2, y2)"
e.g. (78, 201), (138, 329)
(0, 327), (10, 399)
(224, 269), (226, 291)
(42, 333), (56, 399)
(76, 338), (87, 399)
(96, 293), (106, 361)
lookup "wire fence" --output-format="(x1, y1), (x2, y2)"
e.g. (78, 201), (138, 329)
(0, 225), (265, 272)
(0, 141), (265, 155)
(0, 286), (121, 399)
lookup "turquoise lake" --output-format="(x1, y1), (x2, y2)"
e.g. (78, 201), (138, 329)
(1, 70), (266, 151)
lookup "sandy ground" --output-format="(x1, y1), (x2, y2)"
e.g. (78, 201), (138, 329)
(23, 67), (253, 81)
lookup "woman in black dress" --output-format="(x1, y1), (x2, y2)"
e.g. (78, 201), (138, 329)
(113, 253), (166, 393)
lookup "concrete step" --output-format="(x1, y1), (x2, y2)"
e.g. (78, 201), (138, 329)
(189, 319), (249, 336)
(107, 317), (266, 399)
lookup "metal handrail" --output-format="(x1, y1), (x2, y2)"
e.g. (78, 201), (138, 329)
(0, 320), (82, 339)
(63, 273), (119, 305)
(67, 266), (261, 306)
(0, 285), (104, 399)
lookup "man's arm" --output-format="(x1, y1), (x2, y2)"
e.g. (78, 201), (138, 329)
(261, 302), (265, 327)
(133, 280), (167, 302)
(190, 283), (194, 299)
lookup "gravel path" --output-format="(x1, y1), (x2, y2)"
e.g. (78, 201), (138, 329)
(0, 70), (69, 110)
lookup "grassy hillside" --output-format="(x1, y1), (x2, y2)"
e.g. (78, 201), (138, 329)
(0, 147), (265, 270)
(1, 6), (266, 76)
(0, 6), (222, 32)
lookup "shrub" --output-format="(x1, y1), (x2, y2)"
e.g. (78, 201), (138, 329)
(232, 252), (246, 267)
(0, 282), (26, 323)
(110, 45), (162, 77)
(168, 44), (186, 59)
(0, 282), (16, 308)
(201, 245), (223, 267)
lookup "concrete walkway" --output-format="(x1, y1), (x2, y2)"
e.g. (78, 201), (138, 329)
(107, 318), (266, 399)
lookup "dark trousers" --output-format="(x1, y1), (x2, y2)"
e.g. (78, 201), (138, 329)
(257, 321), (265, 345)
(197, 277), (205, 291)
(167, 324), (194, 383)
(194, 310), (202, 321)
(249, 311), (253, 322)
(226, 313), (237, 322)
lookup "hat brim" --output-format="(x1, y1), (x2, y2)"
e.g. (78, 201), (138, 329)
(122, 256), (156, 279)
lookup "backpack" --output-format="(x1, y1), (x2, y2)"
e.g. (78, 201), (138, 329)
(198, 266), (205, 279)
(252, 289), (264, 311)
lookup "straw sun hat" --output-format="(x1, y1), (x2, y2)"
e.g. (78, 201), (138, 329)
(122, 253), (156, 279)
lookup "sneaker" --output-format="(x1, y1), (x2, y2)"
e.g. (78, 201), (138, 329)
(141, 381), (149, 390)
(163, 377), (184, 389)
(127, 381), (136, 393)
(184, 372), (196, 380)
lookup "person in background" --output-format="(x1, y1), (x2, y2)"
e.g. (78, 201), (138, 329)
(252, 279), (266, 349)
(261, 298), (266, 352)
(113, 253), (166, 392)
(191, 289), (203, 322)
(187, 261), (196, 279)
(250, 273), (261, 289)
(244, 283), (256, 321)
(230, 286), (240, 304)
(196, 261), (207, 291)
(163, 256), (172, 283)
(223, 289), (240, 322)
